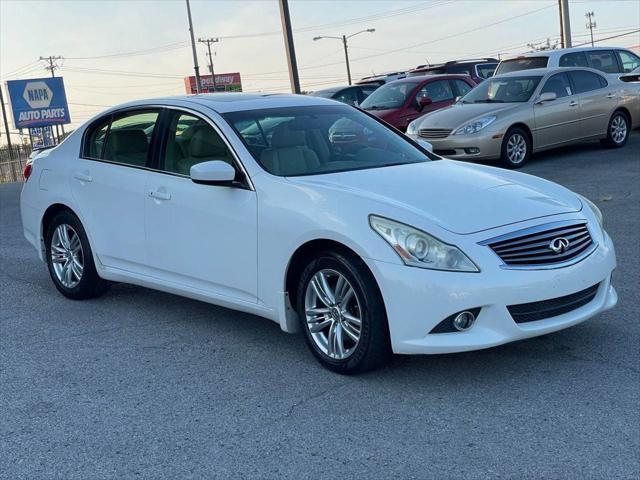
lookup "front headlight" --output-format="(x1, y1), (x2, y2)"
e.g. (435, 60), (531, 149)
(406, 119), (419, 136)
(579, 194), (604, 231)
(369, 215), (479, 272)
(453, 115), (497, 135)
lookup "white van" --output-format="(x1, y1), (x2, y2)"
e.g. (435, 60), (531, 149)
(495, 47), (640, 77)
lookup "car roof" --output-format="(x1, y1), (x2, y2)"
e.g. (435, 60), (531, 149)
(386, 74), (472, 84)
(103, 92), (339, 114)
(501, 46), (628, 61)
(492, 66), (606, 79)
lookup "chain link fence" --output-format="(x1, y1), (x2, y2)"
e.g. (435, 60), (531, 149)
(0, 145), (31, 184)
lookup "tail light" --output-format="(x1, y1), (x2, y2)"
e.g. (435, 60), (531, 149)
(23, 162), (33, 181)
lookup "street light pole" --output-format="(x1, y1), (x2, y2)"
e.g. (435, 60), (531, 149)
(185, 0), (201, 93)
(314, 29), (375, 86)
(585, 11), (596, 47)
(199, 37), (219, 92)
(39, 55), (64, 141)
(278, 0), (301, 94)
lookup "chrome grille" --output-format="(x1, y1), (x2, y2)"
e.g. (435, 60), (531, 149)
(418, 128), (452, 139)
(484, 221), (595, 267)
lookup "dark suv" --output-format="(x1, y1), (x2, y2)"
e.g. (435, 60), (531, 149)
(408, 58), (498, 83)
(310, 85), (379, 107)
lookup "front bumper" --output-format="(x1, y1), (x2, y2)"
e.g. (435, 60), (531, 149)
(407, 131), (502, 160)
(365, 227), (617, 355)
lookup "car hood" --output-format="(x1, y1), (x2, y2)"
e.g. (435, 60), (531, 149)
(286, 160), (581, 235)
(418, 102), (522, 129)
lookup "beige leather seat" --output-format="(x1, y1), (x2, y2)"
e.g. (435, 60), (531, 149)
(260, 122), (320, 176)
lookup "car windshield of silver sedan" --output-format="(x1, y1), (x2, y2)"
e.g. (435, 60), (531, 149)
(360, 81), (420, 109)
(224, 105), (433, 177)
(460, 76), (542, 104)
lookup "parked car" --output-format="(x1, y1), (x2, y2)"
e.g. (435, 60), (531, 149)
(406, 67), (637, 168)
(21, 93), (617, 373)
(310, 84), (379, 106)
(355, 71), (408, 86)
(495, 46), (640, 77)
(360, 75), (476, 131)
(409, 58), (499, 83)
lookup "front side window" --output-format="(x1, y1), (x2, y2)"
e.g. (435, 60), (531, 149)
(569, 70), (605, 94)
(224, 105), (433, 177)
(417, 80), (454, 103)
(84, 117), (110, 159)
(452, 79), (473, 97)
(461, 76), (542, 103)
(540, 73), (573, 98)
(162, 112), (234, 176)
(495, 57), (548, 75)
(559, 52), (589, 68)
(360, 81), (421, 110)
(617, 50), (640, 73)
(102, 111), (159, 167)
(586, 50), (619, 73)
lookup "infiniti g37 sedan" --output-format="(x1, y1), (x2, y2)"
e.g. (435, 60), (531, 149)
(407, 67), (637, 168)
(21, 93), (617, 373)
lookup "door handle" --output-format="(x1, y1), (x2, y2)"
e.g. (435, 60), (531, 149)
(148, 190), (171, 201)
(73, 172), (92, 183)
(569, 101), (578, 107)
(607, 93), (616, 99)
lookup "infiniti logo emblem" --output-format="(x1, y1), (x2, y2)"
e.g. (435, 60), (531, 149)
(549, 237), (570, 254)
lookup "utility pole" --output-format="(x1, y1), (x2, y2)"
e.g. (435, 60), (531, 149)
(278, 0), (301, 94)
(40, 55), (64, 141)
(198, 37), (219, 92)
(314, 29), (375, 85)
(559, 0), (572, 48)
(185, 0), (201, 93)
(585, 11), (596, 47)
(0, 83), (15, 161)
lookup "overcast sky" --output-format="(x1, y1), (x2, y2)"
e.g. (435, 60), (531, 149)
(1, 0), (639, 133)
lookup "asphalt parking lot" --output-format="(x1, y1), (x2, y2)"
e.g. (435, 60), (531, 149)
(1, 133), (639, 479)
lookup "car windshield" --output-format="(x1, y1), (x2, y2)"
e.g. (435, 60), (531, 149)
(360, 81), (420, 109)
(460, 76), (542, 103)
(224, 105), (434, 177)
(495, 57), (548, 75)
(311, 89), (338, 98)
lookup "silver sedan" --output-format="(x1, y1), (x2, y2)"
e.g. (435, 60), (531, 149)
(406, 67), (639, 168)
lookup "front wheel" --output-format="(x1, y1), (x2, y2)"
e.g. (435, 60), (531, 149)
(602, 111), (630, 148)
(500, 127), (531, 169)
(296, 251), (391, 374)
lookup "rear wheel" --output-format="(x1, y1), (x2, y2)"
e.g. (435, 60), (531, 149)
(45, 210), (109, 300)
(296, 251), (391, 374)
(500, 127), (531, 169)
(601, 111), (630, 148)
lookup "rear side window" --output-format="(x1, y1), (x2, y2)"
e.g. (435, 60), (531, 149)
(586, 50), (619, 73)
(417, 80), (453, 103)
(569, 70), (605, 94)
(333, 88), (359, 106)
(102, 111), (159, 167)
(559, 52), (589, 67)
(617, 50), (640, 73)
(476, 63), (497, 79)
(496, 57), (548, 74)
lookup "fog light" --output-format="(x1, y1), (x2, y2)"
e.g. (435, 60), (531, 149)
(453, 311), (476, 331)
(464, 147), (480, 154)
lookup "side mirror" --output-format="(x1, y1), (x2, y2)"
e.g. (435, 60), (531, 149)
(454, 96), (462, 103)
(417, 96), (433, 110)
(190, 160), (236, 186)
(536, 92), (557, 104)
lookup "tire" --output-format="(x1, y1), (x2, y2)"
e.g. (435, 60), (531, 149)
(500, 127), (531, 169)
(45, 210), (109, 300)
(601, 111), (630, 148)
(296, 250), (391, 374)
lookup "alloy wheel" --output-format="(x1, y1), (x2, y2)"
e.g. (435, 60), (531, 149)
(51, 224), (84, 288)
(304, 269), (362, 360)
(506, 133), (527, 165)
(611, 115), (627, 145)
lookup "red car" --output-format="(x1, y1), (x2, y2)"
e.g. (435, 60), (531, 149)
(360, 74), (476, 132)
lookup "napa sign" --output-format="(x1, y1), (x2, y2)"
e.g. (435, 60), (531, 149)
(6, 77), (71, 129)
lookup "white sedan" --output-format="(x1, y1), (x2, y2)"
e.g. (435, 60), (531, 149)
(20, 93), (617, 373)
